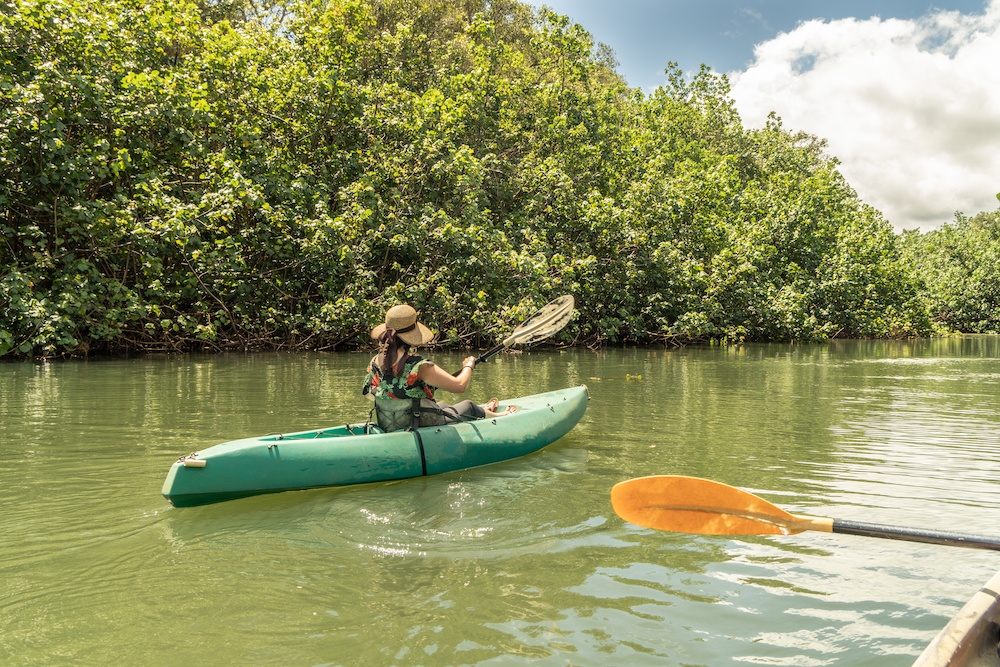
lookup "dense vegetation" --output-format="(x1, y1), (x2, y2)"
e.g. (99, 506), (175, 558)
(900, 211), (1000, 334)
(0, 0), (992, 358)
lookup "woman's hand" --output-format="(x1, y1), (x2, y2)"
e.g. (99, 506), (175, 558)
(462, 356), (477, 370)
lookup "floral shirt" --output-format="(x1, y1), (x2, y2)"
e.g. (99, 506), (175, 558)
(363, 354), (436, 401)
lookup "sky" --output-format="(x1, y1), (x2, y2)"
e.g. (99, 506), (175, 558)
(529, 0), (1000, 231)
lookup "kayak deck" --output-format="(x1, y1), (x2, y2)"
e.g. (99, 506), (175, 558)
(162, 385), (589, 507)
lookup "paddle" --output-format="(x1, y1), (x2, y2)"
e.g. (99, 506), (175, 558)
(610, 475), (1000, 551)
(472, 295), (575, 366)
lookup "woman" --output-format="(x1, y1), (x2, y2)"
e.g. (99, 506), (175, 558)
(362, 304), (517, 432)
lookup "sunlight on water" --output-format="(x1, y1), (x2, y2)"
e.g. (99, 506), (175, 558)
(2, 338), (1000, 665)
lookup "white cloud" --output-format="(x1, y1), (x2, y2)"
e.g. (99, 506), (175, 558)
(729, 1), (1000, 230)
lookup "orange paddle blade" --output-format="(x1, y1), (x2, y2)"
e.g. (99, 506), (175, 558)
(610, 475), (805, 536)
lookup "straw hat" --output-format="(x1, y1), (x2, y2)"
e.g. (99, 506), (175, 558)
(370, 304), (435, 345)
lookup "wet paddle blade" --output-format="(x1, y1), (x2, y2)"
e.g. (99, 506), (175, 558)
(504, 295), (575, 346)
(610, 475), (805, 536)
(474, 295), (576, 366)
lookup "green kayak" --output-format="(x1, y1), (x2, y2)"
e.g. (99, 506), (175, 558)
(162, 385), (589, 507)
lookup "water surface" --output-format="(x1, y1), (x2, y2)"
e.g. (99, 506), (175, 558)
(3, 338), (1000, 665)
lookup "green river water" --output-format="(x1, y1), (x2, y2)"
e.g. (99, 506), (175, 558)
(3, 338), (1000, 666)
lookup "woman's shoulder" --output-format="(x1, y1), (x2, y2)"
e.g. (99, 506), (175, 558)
(406, 354), (433, 367)
(406, 355), (437, 379)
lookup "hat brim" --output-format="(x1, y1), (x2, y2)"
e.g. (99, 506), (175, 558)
(370, 321), (435, 345)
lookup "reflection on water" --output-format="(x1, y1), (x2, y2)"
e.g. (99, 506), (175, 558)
(2, 338), (1000, 665)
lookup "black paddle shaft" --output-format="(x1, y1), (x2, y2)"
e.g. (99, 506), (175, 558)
(476, 344), (506, 365)
(449, 344), (504, 378)
(833, 519), (1000, 551)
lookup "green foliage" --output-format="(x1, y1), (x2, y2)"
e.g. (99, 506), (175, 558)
(2, 0), (936, 358)
(900, 211), (1000, 333)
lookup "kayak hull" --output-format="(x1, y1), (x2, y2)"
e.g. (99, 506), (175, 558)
(162, 385), (589, 507)
(913, 569), (1000, 667)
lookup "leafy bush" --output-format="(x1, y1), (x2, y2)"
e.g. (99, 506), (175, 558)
(900, 211), (1000, 333)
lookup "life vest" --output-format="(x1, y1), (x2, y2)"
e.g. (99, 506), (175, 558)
(364, 354), (447, 432)
(373, 396), (447, 432)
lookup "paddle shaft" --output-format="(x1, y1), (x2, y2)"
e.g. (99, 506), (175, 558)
(473, 318), (547, 364)
(452, 334), (532, 376)
(741, 511), (1000, 551)
(827, 517), (1000, 551)
(476, 343), (507, 365)
(450, 322), (549, 373)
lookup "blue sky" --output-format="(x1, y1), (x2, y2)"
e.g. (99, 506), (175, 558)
(533, 1), (990, 89)
(528, 1), (1000, 230)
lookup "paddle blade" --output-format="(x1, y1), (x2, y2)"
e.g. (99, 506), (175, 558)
(611, 475), (805, 536)
(505, 295), (575, 346)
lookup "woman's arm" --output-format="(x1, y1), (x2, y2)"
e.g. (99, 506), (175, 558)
(418, 356), (477, 394)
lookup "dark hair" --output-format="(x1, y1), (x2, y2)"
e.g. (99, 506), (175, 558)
(378, 329), (410, 377)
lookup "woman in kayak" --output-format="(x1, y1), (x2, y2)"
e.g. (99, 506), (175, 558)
(363, 304), (517, 432)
